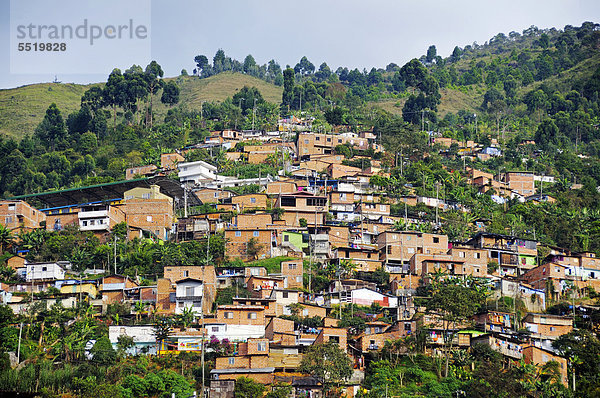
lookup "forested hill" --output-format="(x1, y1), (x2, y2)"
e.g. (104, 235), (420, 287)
(0, 73), (282, 140)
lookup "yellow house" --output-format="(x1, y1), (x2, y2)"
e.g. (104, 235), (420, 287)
(60, 282), (98, 298)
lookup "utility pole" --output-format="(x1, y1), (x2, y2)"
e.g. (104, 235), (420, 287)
(252, 98), (257, 131)
(17, 322), (23, 363)
(236, 98), (244, 130)
(114, 235), (117, 275)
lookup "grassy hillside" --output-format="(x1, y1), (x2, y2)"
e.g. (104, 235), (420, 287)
(0, 72), (283, 140)
(0, 83), (95, 139)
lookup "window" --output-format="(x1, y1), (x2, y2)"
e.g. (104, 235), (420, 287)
(8, 204), (15, 210)
(282, 291), (288, 298)
(281, 197), (296, 207)
(475, 252), (481, 259)
(214, 192), (218, 198)
(459, 251), (465, 258)
(407, 247), (415, 254)
(257, 342), (267, 351)
(387, 246), (392, 254)
(193, 301), (202, 307)
(250, 197), (256, 204)
(183, 270), (189, 277)
(288, 263), (297, 270)
(142, 193), (151, 199)
(212, 326), (219, 332)
(224, 312), (234, 319)
(228, 357), (235, 365)
(284, 235), (289, 242)
(327, 137), (331, 142)
(367, 252), (371, 259)
(315, 136), (320, 141)
(433, 237), (440, 244)
(253, 231), (260, 237)
(304, 139), (309, 144)
(248, 312), (257, 320)
(302, 309), (309, 316)
(42, 266), (47, 271)
(82, 220), (88, 226)
(296, 276), (303, 282)
(340, 193), (346, 200)
(186, 286), (194, 296)
(380, 205), (386, 211)
(550, 327), (555, 332)
(329, 336), (340, 344)
(146, 215), (153, 222)
(235, 231), (241, 237)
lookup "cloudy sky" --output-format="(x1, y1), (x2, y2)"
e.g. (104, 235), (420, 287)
(1, 0), (599, 89)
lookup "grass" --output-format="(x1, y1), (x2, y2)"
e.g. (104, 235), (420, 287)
(234, 256), (297, 274)
(0, 72), (283, 141)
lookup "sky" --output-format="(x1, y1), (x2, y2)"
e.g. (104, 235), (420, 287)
(1, 0), (599, 89)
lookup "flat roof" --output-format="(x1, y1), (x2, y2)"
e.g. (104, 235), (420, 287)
(5, 176), (200, 209)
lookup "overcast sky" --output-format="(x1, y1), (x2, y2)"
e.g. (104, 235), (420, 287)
(1, 0), (599, 89)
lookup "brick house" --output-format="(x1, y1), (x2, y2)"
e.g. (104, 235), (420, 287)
(125, 165), (157, 180)
(522, 313), (573, 352)
(314, 327), (348, 352)
(278, 260), (304, 289)
(265, 317), (296, 345)
(163, 265), (216, 313)
(378, 231), (448, 272)
(522, 346), (568, 386)
(194, 188), (235, 204)
(231, 194), (269, 212)
(216, 305), (266, 326)
(275, 192), (328, 227)
(225, 228), (274, 261)
(121, 185), (174, 240)
(161, 152), (185, 170)
(334, 246), (381, 272)
(0, 200), (45, 232)
(504, 171), (536, 196)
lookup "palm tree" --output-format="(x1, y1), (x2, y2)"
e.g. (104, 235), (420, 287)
(134, 301), (147, 323)
(153, 316), (173, 352)
(0, 224), (15, 254)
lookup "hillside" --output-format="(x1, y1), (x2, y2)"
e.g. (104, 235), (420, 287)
(0, 72), (283, 140)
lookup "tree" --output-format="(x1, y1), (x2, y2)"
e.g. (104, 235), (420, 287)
(0, 225), (15, 254)
(426, 279), (487, 377)
(243, 54), (257, 75)
(161, 81), (180, 106)
(324, 107), (344, 125)
(246, 237), (264, 260)
(426, 45), (437, 63)
(144, 61), (164, 129)
(153, 316), (173, 351)
(282, 68), (295, 109)
(299, 342), (353, 395)
(232, 86), (264, 113)
(35, 103), (67, 151)
(103, 68), (126, 129)
(535, 119), (560, 150)
(194, 55), (209, 76)
(553, 329), (600, 394)
(90, 335), (117, 365)
(294, 56), (315, 75)
(399, 59), (427, 89)
(234, 377), (265, 398)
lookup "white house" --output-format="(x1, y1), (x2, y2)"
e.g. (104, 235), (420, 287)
(175, 278), (203, 315)
(25, 261), (67, 282)
(109, 325), (157, 355)
(202, 322), (265, 341)
(178, 160), (218, 184)
(350, 287), (398, 308)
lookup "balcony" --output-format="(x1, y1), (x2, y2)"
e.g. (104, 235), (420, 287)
(78, 210), (108, 219)
(79, 218), (110, 231)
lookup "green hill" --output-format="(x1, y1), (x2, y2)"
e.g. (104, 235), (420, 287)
(0, 72), (283, 140)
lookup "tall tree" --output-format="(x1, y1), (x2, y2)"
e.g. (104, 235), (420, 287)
(161, 81), (180, 107)
(103, 68), (126, 129)
(299, 342), (353, 395)
(144, 61), (164, 129)
(35, 103), (67, 151)
(281, 68), (295, 111)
